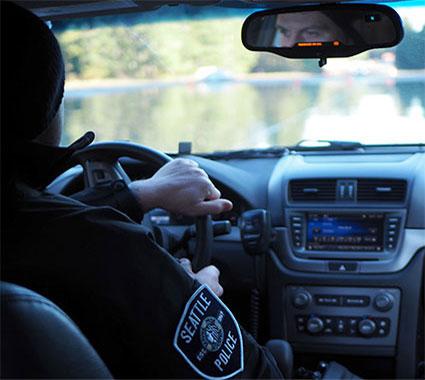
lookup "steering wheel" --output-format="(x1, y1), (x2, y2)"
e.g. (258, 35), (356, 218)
(66, 141), (213, 272)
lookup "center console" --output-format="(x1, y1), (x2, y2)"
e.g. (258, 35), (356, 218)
(275, 209), (406, 355)
(286, 286), (400, 348)
(265, 155), (425, 378)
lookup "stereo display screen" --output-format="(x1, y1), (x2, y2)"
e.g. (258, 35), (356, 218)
(306, 213), (384, 251)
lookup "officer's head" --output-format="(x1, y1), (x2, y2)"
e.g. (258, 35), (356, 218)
(1, 1), (65, 147)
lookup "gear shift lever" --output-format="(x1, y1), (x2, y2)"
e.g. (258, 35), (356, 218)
(266, 339), (294, 379)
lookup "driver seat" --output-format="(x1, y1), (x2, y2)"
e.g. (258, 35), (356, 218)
(0, 281), (113, 378)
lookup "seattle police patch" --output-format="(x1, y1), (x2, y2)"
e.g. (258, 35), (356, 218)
(174, 284), (244, 379)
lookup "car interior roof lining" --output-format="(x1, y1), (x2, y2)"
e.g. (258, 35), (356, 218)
(15, 0), (407, 20)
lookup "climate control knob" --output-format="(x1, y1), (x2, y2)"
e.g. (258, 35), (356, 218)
(306, 317), (324, 334)
(358, 319), (376, 337)
(292, 290), (312, 309)
(373, 292), (394, 312)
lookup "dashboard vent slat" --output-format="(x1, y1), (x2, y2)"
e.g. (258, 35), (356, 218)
(357, 179), (407, 202)
(289, 179), (337, 202)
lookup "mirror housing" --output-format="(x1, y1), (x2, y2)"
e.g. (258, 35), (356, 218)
(242, 4), (404, 62)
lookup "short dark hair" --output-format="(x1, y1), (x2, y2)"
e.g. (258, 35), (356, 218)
(1, 1), (65, 142)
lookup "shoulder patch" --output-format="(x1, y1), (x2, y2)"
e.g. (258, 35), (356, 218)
(174, 284), (244, 380)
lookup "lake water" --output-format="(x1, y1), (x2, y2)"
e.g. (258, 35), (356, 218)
(63, 76), (425, 153)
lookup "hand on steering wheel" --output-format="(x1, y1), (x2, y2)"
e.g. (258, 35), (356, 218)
(67, 141), (230, 272)
(128, 158), (231, 217)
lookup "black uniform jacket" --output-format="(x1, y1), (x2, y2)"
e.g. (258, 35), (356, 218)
(1, 139), (283, 379)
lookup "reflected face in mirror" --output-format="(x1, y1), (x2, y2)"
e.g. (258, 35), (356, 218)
(242, 5), (403, 59)
(275, 11), (348, 47)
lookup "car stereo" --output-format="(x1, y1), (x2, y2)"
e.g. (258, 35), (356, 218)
(288, 210), (404, 257)
(306, 213), (384, 251)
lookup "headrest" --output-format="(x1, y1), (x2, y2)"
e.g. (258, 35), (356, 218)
(1, 281), (112, 378)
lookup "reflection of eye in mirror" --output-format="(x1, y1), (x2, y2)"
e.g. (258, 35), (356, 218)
(242, 4), (403, 60)
(274, 11), (352, 47)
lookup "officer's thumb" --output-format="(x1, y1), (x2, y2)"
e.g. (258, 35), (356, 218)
(193, 199), (233, 215)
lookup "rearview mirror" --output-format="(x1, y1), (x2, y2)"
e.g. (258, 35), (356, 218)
(242, 4), (403, 65)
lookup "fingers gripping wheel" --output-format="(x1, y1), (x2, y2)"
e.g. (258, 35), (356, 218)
(68, 141), (213, 270)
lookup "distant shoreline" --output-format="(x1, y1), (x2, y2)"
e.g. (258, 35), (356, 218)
(65, 72), (314, 90)
(65, 70), (425, 95)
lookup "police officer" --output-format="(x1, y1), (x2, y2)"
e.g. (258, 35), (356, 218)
(1, 2), (283, 379)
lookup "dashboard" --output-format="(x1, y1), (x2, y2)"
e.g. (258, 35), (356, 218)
(50, 145), (425, 379)
(191, 147), (425, 379)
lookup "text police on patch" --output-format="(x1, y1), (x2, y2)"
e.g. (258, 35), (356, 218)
(174, 285), (244, 380)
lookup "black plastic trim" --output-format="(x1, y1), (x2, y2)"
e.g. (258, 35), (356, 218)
(266, 248), (424, 379)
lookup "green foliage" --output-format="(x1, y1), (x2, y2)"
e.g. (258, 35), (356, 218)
(57, 18), (257, 80)
(395, 25), (425, 70)
(58, 12), (425, 152)
(56, 14), (424, 80)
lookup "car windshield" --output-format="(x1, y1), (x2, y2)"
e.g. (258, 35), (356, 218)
(52, 2), (425, 153)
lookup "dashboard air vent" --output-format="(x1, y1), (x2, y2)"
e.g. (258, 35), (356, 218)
(357, 179), (407, 202)
(289, 179), (337, 202)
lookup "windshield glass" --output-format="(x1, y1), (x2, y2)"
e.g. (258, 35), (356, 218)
(52, 2), (425, 152)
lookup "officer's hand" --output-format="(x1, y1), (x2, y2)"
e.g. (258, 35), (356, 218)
(129, 158), (233, 216)
(179, 258), (224, 297)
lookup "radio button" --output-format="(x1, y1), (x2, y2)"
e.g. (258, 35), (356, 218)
(376, 319), (390, 336)
(358, 319), (376, 337)
(336, 319), (345, 334)
(295, 315), (307, 333)
(307, 317), (324, 334)
(292, 290), (312, 309)
(342, 295), (370, 307)
(374, 293), (394, 312)
(328, 262), (358, 272)
(315, 295), (341, 306)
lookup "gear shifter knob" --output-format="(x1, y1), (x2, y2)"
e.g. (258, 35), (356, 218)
(266, 339), (293, 379)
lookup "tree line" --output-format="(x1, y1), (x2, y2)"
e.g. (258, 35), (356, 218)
(54, 14), (424, 80)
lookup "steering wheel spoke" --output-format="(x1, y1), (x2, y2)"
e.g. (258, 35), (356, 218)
(82, 159), (131, 188)
(64, 141), (212, 271)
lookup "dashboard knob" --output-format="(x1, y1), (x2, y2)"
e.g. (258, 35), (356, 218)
(358, 319), (376, 337)
(306, 317), (324, 334)
(292, 290), (312, 309)
(373, 293), (394, 312)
